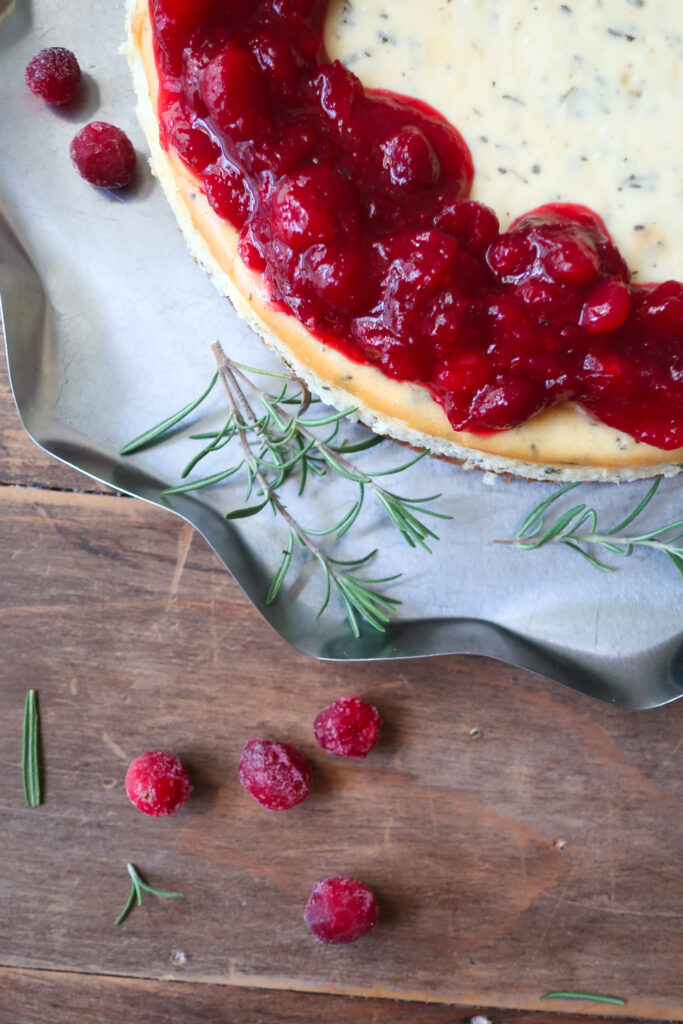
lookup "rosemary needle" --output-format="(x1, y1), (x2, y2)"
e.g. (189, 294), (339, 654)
(22, 689), (41, 807)
(115, 862), (182, 926)
(539, 990), (627, 1006)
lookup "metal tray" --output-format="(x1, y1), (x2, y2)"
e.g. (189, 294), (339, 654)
(2, 0), (682, 709)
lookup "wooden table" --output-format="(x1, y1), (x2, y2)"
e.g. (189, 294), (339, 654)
(1, 355), (681, 1024)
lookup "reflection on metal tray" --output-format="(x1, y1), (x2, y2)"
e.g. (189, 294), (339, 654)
(1, 0), (682, 709)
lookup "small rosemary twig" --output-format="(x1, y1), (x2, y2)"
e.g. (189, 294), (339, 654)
(115, 862), (182, 926)
(121, 342), (451, 637)
(539, 990), (626, 1006)
(22, 689), (41, 807)
(501, 478), (683, 582)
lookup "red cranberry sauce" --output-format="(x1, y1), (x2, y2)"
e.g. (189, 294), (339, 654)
(150, 0), (683, 449)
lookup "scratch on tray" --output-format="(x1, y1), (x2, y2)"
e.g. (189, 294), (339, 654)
(166, 522), (194, 607)
(102, 731), (128, 761)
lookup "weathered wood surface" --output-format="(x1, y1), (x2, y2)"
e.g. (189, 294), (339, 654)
(0, 968), (645, 1024)
(0, 463), (682, 1020)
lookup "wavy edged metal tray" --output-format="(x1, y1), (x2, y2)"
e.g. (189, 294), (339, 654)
(2, 0), (682, 709)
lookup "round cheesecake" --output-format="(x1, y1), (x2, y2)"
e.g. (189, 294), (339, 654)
(125, 0), (683, 482)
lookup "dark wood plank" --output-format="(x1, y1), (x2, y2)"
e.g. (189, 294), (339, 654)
(0, 968), (643, 1024)
(0, 486), (681, 1019)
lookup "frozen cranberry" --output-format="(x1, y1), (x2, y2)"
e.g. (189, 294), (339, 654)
(204, 161), (254, 227)
(580, 278), (632, 334)
(25, 47), (80, 105)
(202, 46), (268, 140)
(70, 122), (136, 189)
(270, 166), (360, 251)
(381, 126), (440, 190)
(125, 750), (193, 817)
(314, 696), (382, 758)
(238, 739), (312, 811)
(304, 876), (378, 945)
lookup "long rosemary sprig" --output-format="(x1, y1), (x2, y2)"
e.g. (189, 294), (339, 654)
(22, 689), (41, 807)
(503, 478), (683, 582)
(115, 862), (182, 926)
(120, 343), (450, 636)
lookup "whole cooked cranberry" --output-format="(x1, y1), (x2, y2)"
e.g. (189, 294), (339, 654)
(487, 232), (535, 280)
(381, 126), (440, 190)
(545, 234), (599, 286)
(155, 0), (213, 19)
(580, 278), (632, 334)
(638, 280), (683, 337)
(161, 100), (221, 172)
(270, 166), (360, 251)
(435, 199), (499, 253)
(311, 62), (363, 125)
(251, 32), (303, 98)
(204, 161), (254, 227)
(202, 46), (268, 140)
(238, 739), (312, 811)
(468, 375), (543, 429)
(25, 47), (80, 105)
(304, 876), (378, 944)
(125, 750), (193, 817)
(70, 122), (136, 189)
(301, 244), (370, 312)
(314, 696), (382, 758)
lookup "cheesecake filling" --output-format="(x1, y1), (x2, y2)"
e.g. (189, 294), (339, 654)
(149, 0), (683, 450)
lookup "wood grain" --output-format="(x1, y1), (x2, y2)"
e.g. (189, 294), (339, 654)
(0, 968), (641, 1024)
(0, 484), (681, 1019)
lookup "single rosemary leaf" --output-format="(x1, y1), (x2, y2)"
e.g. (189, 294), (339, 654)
(120, 372), (218, 455)
(115, 863), (182, 927)
(266, 533), (295, 605)
(608, 477), (660, 534)
(518, 482), (581, 538)
(22, 689), (41, 808)
(225, 497), (270, 520)
(163, 463), (244, 496)
(539, 990), (626, 1006)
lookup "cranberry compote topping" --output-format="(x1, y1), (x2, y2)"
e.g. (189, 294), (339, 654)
(150, 1), (683, 450)
(25, 47), (81, 105)
(304, 876), (378, 944)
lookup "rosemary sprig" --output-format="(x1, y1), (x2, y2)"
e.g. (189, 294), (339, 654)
(504, 478), (683, 582)
(121, 342), (451, 637)
(22, 689), (41, 807)
(115, 862), (183, 926)
(539, 990), (626, 1006)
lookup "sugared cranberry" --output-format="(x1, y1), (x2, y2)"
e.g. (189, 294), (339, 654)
(270, 166), (360, 251)
(314, 696), (382, 758)
(70, 122), (136, 189)
(381, 126), (440, 190)
(238, 739), (312, 811)
(125, 750), (193, 817)
(304, 876), (378, 945)
(580, 278), (632, 334)
(202, 46), (268, 140)
(25, 47), (80, 105)
(204, 161), (254, 227)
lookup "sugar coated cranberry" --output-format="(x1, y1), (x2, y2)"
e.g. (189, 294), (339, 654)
(25, 47), (81, 105)
(70, 122), (136, 189)
(314, 696), (382, 758)
(238, 739), (312, 810)
(304, 876), (378, 945)
(125, 750), (193, 817)
(381, 126), (440, 190)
